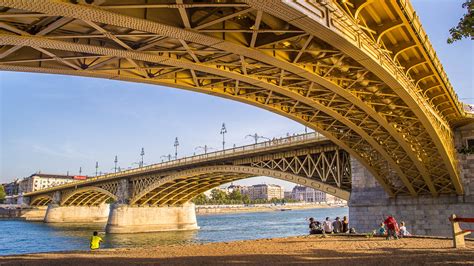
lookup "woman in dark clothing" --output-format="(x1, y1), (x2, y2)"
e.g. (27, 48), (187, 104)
(342, 216), (349, 233)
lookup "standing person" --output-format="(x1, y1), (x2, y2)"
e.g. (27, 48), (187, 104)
(342, 216), (349, 233)
(90, 231), (103, 250)
(383, 215), (399, 240)
(322, 217), (333, 234)
(332, 217), (343, 233)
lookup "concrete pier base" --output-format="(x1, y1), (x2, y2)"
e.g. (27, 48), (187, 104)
(44, 204), (110, 223)
(21, 206), (48, 221)
(105, 203), (199, 234)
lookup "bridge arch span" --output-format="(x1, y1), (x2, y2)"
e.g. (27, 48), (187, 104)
(60, 187), (118, 207)
(130, 165), (350, 207)
(30, 195), (52, 207)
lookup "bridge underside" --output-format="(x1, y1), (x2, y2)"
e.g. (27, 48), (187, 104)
(30, 196), (52, 207)
(131, 165), (351, 206)
(0, 0), (470, 197)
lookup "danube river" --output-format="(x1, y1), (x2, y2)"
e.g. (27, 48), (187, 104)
(0, 207), (347, 256)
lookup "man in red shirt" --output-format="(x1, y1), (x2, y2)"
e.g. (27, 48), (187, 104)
(384, 215), (399, 240)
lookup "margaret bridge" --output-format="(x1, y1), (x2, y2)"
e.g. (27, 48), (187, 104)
(0, 0), (473, 235)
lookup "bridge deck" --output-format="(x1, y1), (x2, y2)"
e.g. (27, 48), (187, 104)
(25, 132), (332, 197)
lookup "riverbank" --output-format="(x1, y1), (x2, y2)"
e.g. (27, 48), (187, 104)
(0, 206), (46, 221)
(196, 203), (341, 215)
(1, 235), (472, 265)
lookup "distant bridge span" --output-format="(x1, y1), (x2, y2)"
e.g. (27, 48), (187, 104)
(1, 0), (473, 198)
(26, 133), (351, 207)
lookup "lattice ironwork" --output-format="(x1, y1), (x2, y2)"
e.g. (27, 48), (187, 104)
(1, 0), (469, 197)
(245, 149), (351, 191)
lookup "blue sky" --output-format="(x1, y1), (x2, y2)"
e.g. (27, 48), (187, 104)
(0, 0), (472, 191)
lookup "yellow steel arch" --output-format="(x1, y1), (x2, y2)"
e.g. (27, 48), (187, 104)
(0, 0), (469, 197)
(61, 186), (117, 206)
(30, 195), (52, 207)
(130, 165), (351, 206)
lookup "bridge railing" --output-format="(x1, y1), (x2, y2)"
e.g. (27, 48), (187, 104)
(24, 132), (327, 196)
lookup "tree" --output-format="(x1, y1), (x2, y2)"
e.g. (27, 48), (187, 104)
(0, 185), (6, 203)
(192, 193), (208, 205)
(242, 194), (250, 204)
(210, 189), (227, 202)
(228, 190), (243, 201)
(447, 0), (473, 43)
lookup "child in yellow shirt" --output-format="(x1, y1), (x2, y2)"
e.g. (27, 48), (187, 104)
(90, 231), (103, 250)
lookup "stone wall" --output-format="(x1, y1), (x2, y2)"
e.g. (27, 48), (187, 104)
(349, 122), (474, 237)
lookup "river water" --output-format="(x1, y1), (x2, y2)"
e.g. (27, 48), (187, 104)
(0, 207), (347, 256)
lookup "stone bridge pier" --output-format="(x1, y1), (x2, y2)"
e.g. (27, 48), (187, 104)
(44, 191), (110, 223)
(349, 123), (474, 236)
(105, 180), (199, 233)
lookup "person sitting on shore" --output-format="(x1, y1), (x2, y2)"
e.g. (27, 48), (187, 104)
(332, 217), (343, 233)
(377, 223), (386, 236)
(342, 216), (349, 233)
(399, 221), (411, 237)
(383, 215), (399, 240)
(322, 217), (333, 234)
(90, 231), (103, 250)
(309, 217), (323, 234)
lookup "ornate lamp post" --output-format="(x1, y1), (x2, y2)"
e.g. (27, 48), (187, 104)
(114, 155), (118, 173)
(174, 137), (179, 160)
(246, 133), (270, 144)
(195, 145), (214, 154)
(140, 147), (145, 167)
(220, 123), (227, 150)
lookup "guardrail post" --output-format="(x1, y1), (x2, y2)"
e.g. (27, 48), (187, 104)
(450, 214), (467, 248)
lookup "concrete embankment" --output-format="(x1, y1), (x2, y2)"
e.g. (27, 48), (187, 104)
(0, 207), (47, 221)
(195, 203), (342, 215)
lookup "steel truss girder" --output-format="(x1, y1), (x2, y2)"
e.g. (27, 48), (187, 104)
(0, 0), (463, 196)
(130, 164), (351, 207)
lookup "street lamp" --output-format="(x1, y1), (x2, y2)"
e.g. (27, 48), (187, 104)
(220, 123), (227, 150)
(246, 133), (270, 144)
(174, 137), (179, 160)
(195, 145), (214, 154)
(114, 155), (118, 173)
(161, 154), (172, 162)
(140, 147), (145, 167)
(95, 161), (99, 177)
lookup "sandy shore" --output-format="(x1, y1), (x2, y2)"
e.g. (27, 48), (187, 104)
(1, 235), (472, 265)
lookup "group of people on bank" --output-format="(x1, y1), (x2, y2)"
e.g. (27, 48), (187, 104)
(377, 215), (411, 239)
(308, 216), (353, 234)
(308, 215), (411, 238)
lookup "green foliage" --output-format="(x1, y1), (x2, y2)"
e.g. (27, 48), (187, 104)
(0, 185), (6, 203)
(447, 0), (473, 43)
(192, 193), (208, 205)
(210, 189), (227, 201)
(228, 190), (243, 201)
(191, 191), (300, 205)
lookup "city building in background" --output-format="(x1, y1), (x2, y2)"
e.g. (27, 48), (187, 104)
(3, 173), (88, 196)
(247, 184), (284, 200)
(285, 185), (346, 204)
(3, 179), (20, 196)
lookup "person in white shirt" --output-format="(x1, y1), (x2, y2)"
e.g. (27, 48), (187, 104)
(399, 221), (411, 237)
(323, 217), (333, 234)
